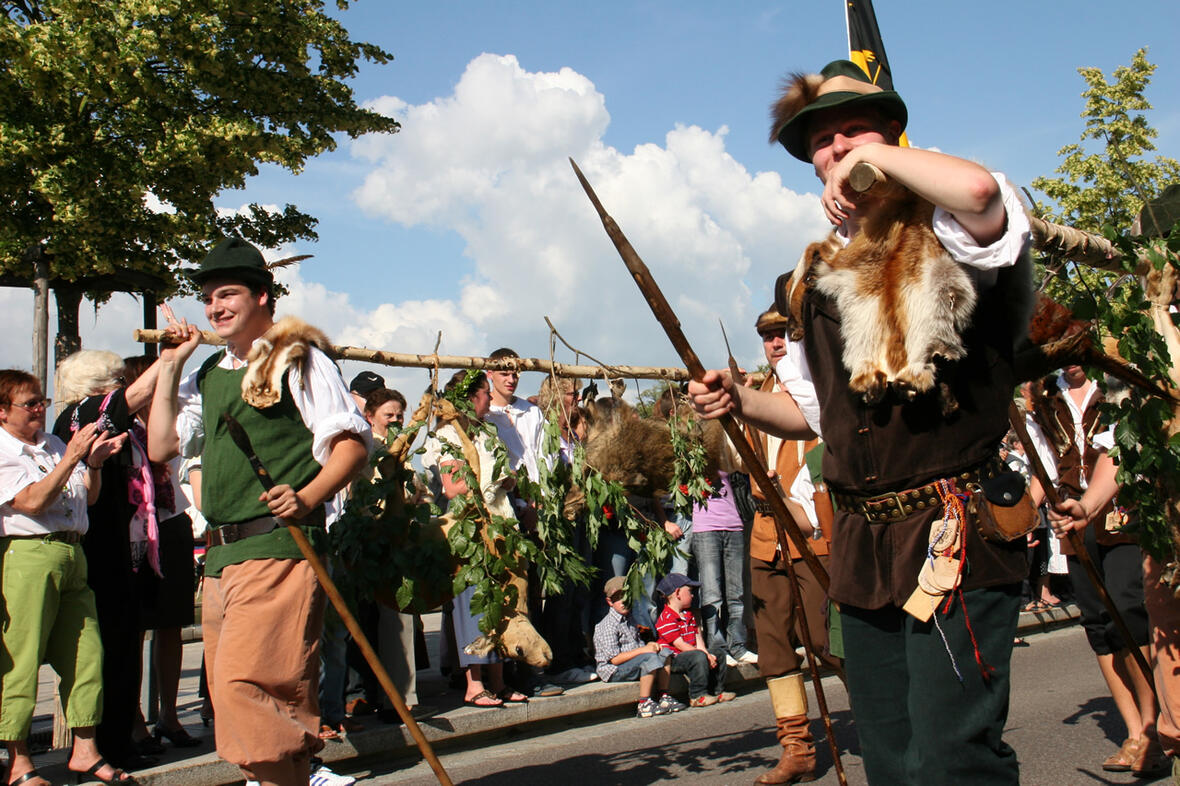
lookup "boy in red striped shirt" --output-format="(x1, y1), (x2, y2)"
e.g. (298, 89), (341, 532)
(655, 573), (735, 707)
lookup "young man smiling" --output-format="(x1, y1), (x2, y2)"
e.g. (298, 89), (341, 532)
(690, 61), (1033, 784)
(148, 237), (370, 786)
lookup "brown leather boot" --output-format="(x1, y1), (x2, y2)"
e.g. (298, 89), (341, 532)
(755, 714), (816, 784)
(756, 673), (816, 784)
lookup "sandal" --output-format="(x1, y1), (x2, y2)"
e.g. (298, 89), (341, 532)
(11, 771), (51, 786)
(152, 723), (202, 748)
(71, 757), (138, 784)
(497, 688), (529, 703)
(318, 724), (341, 740)
(463, 689), (503, 708)
(1021, 600), (1049, 613)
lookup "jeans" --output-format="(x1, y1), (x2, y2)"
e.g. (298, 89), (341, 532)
(667, 510), (694, 576)
(691, 529), (748, 656)
(668, 644), (728, 699)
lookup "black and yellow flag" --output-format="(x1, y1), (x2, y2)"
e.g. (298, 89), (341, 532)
(846, 0), (909, 145)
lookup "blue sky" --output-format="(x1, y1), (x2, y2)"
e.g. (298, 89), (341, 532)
(6, 1), (1179, 399)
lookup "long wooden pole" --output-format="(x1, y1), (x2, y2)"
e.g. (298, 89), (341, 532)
(569, 157), (843, 780)
(132, 329), (689, 381)
(568, 158), (830, 591)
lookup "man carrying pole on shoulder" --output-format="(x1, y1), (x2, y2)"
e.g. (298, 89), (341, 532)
(689, 61), (1032, 784)
(148, 238), (371, 786)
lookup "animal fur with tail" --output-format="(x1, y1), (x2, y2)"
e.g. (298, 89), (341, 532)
(780, 178), (982, 414)
(241, 317), (333, 408)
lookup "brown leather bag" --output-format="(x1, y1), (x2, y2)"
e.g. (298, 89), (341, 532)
(967, 472), (1037, 543)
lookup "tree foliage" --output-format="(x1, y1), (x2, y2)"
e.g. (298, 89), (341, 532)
(0, 0), (399, 296)
(1031, 50), (1180, 562)
(1032, 48), (1180, 233)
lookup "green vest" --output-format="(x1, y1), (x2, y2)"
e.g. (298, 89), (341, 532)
(199, 352), (325, 577)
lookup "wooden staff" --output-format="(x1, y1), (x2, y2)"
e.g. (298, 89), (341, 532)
(848, 161), (1125, 270)
(221, 415), (454, 786)
(569, 158), (845, 785)
(132, 329), (690, 381)
(1007, 404), (1156, 696)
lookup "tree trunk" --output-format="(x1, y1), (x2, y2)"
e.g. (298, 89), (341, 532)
(31, 248), (49, 392)
(53, 286), (82, 361)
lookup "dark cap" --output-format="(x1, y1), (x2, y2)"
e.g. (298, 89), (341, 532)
(770, 59), (908, 162)
(190, 237), (274, 288)
(349, 371), (385, 396)
(656, 572), (701, 597)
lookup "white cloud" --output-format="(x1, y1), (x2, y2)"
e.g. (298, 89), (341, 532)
(351, 52), (827, 376)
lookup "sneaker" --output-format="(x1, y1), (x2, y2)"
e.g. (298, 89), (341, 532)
(655, 694), (687, 714)
(736, 651), (758, 665)
(551, 666), (598, 684)
(311, 764), (357, 786)
(637, 698), (658, 718)
(717, 690), (737, 703)
(689, 694), (719, 708)
(725, 654), (739, 667)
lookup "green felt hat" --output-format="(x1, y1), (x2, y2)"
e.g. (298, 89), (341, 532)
(190, 237), (273, 288)
(771, 59), (907, 162)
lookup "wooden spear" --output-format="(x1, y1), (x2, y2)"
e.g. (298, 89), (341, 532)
(132, 329), (690, 381)
(568, 158), (846, 783)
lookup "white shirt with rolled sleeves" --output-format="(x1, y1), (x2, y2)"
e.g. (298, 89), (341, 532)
(0, 427), (90, 536)
(775, 172), (1033, 437)
(173, 341), (372, 525)
(486, 397), (546, 482)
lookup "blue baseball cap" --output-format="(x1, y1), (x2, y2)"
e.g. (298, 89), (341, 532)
(656, 573), (701, 596)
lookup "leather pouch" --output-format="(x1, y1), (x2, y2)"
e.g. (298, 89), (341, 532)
(967, 471), (1037, 543)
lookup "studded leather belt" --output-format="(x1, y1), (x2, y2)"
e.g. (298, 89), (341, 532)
(831, 460), (1004, 523)
(208, 507), (325, 547)
(754, 500), (775, 515)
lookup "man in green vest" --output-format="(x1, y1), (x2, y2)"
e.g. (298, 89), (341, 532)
(148, 237), (370, 786)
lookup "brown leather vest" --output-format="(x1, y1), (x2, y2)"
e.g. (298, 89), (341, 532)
(800, 274), (1028, 607)
(744, 375), (827, 562)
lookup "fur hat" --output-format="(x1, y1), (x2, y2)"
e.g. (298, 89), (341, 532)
(769, 59), (907, 162)
(191, 237), (273, 288)
(755, 305), (788, 335)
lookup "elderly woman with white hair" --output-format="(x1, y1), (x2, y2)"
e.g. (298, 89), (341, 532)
(51, 350), (163, 773)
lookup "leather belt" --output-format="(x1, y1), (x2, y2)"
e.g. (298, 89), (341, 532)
(5, 531), (83, 544)
(208, 508), (326, 547)
(755, 500), (775, 515)
(831, 460), (1004, 523)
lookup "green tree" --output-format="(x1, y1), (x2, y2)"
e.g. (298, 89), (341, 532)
(0, 0), (399, 353)
(1032, 48), (1180, 233)
(1032, 50), (1180, 562)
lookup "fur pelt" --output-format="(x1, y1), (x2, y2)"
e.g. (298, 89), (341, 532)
(769, 73), (824, 145)
(578, 398), (726, 499)
(241, 317), (333, 408)
(785, 179), (978, 413)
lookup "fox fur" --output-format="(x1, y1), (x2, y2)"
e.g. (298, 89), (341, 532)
(785, 179), (977, 410)
(241, 317), (333, 408)
(768, 73), (825, 145)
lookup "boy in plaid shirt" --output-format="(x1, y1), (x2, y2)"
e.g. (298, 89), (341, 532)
(594, 576), (685, 718)
(655, 573), (735, 707)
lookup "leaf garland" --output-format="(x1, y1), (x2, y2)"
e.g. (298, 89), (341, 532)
(667, 411), (713, 520)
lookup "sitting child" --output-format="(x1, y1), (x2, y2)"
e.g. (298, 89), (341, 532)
(593, 576), (686, 718)
(654, 573), (736, 707)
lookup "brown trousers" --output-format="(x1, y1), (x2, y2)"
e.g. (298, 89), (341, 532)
(751, 553), (839, 680)
(1144, 554), (1179, 756)
(203, 558), (326, 782)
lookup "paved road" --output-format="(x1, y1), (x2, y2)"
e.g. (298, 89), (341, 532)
(347, 626), (1172, 785)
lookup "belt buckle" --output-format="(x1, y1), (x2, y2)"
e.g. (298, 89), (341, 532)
(870, 492), (907, 522)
